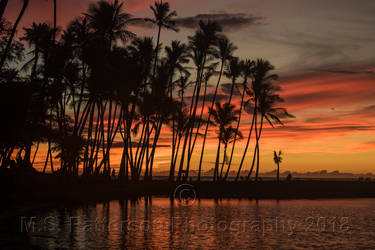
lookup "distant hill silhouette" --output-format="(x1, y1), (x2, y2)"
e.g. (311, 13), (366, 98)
(151, 169), (374, 179)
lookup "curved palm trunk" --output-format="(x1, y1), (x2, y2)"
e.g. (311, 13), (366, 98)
(197, 60), (225, 181)
(169, 129), (176, 180)
(235, 101), (256, 181)
(169, 134), (182, 181)
(0, 0), (29, 70)
(52, 0), (57, 42)
(254, 115), (264, 181)
(148, 120), (163, 181)
(219, 143), (228, 180)
(247, 142), (258, 180)
(169, 89), (185, 182)
(227, 77), (236, 105)
(153, 25), (162, 75)
(224, 82), (246, 180)
(30, 47), (40, 82)
(177, 63), (202, 181)
(169, 108), (176, 181)
(185, 75), (208, 180)
(184, 55), (207, 180)
(31, 142), (40, 165)
(0, 0), (8, 21)
(247, 108), (259, 180)
(23, 142), (32, 167)
(213, 139), (221, 182)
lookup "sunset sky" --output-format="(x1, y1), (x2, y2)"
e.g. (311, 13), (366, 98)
(4, 0), (375, 174)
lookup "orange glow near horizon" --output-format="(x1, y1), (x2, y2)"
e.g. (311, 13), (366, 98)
(31, 70), (375, 175)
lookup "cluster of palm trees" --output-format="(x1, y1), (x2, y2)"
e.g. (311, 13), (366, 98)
(0, 0), (293, 182)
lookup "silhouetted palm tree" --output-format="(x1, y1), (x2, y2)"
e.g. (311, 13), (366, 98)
(53, 134), (85, 175)
(224, 56), (243, 104)
(147, 62), (180, 181)
(128, 36), (155, 82)
(177, 20), (222, 181)
(197, 36), (236, 181)
(21, 23), (54, 80)
(165, 40), (189, 86)
(209, 102), (239, 181)
(234, 59), (276, 181)
(0, 0), (295, 184)
(0, 0), (29, 70)
(85, 0), (136, 48)
(219, 126), (242, 180)
(175, 71), (191, 106)
(248, 80), (294, 181)
(145, 1), (178, 74)
(0, 19), (24, 73)
(168, 108), (189, 180)
(224, 59), (254, 180)
(273, 150), (282, 182)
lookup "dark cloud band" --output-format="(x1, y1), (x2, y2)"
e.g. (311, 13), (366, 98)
(175, 13), (264, 31)
(131, 12), (264, 32)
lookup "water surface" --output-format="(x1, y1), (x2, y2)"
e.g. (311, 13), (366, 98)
(3, 198), (375, 249)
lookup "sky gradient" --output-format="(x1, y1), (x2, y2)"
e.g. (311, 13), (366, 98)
(4, 0), (375, 174)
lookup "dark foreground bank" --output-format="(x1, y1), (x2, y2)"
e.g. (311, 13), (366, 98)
(2, 169), (375, 211)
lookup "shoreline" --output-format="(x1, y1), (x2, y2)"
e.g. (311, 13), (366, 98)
(2, 170), (375, 214)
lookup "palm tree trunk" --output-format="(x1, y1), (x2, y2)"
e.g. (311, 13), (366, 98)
(97, 109), (122, 174)
(213, 139), (221, 182)
(255, 115), (264, 181)
(53, 0), (57, 42)
(247, 108), (258, 180)
(169, 126), (178, 181)
(31, 141), (40, 165)
(23, 142), (32, 167)
(0, 0), (29, 70)
(219, 143), (227, 180)
(134, 121), (147, 177)
(89, 103), (101, 173)
(153, 25), (162, 75)
(169, 134), (182, 181)
(177, 132), (188, 181)
(169, 88), (185, 181)
(137, 120), (153, 181)
(84, 102), (94, 173)
(224, 82), (246, 180)
(277, 163), (280, 182)
(134, 121), (146, 168)
(247, 144), (258, 180)
(170, 120), (176, 180)
(197, 60), (225, 181)
(184, 55), (207, 180)
(148, 121), (163, 181)
(48, 142), (54, 173)
(0, 0), (8, 20)
(185, 75), (208, 180)
(43, 142), (50, 173)
(177, 73), (200, 181)
(227, 77), (236, 105)
(1, 146), (14, 168)
(235, 108), (256, 181)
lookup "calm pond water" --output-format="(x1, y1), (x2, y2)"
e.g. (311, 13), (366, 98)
(2, 198), (375, 249)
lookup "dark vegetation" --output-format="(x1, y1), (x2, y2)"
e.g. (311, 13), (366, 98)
(0, 0), (293, 184)
(2, 0), (372, 206)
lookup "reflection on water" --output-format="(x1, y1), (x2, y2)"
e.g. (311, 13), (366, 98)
(2, 198), (375, 249)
